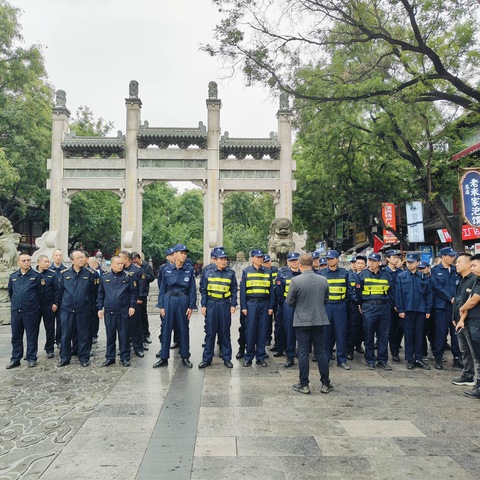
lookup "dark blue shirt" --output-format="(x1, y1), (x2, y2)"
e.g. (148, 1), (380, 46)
(319, 266), (356, 303)
(395, 269), (433, 313)
(158, 263), (197, 309)
(240, 265), (275, 310)
(124, 263), (147, 298)
(59, 266), (97, 313)
(200, 266), (238, 307)
(38, 268), (61, 308)
(97, 270), (137, 312)
(431, 263), (459, 310)
(356, 269), (395, 305)
(8, 268), (44, 311)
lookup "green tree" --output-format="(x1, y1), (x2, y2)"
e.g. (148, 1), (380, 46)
(0, 0), (52, 225)
(69, 105), (114, 136)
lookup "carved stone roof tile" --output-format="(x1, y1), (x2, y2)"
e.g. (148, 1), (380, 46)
(137, 121), (207, 149)
(220, 131), (280, 159)
(61, 132), (125, 158)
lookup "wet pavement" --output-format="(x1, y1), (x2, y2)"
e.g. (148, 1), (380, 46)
(1, 305), (479, 479)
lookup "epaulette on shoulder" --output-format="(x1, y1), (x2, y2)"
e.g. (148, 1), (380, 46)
(61, 268), (69, 274)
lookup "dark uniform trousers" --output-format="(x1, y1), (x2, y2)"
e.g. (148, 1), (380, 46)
(283, 302), (296, 359)
(128, 309), (144, 354)
(273, 301), (287, 352)
(244, 299), (269, 362)
(296, 326), (329, 387)
(11, 310), (41, 363)
(105, 310), (130, 362)
(60, 310), (90, 363)
(389, 307), (404, 357)
(404, 312), (426, 362)
(325, 302), (348, 365)
(203, 299), (233, 363)
(363, 302), (391, 365)
(40, 306), (56, 354)
(432, 307), (460, 360)
(347, 301), (363, 355)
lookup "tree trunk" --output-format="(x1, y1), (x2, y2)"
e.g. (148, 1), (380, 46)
(432, 195), (463, 252)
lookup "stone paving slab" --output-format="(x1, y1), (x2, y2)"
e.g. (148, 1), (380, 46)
(0, 307), (479, 479)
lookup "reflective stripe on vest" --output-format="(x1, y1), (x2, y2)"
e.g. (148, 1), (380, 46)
(283, 278), (292, 297)
(362, 277), (390, 296)
(327, 278), (347, 300)
(246, 272), (270, 295)
(207, 276), (232, 299)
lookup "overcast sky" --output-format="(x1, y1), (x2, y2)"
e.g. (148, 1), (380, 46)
(13, 0), (279, 138)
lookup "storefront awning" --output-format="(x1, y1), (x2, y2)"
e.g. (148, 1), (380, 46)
(452, 142), (480, 161)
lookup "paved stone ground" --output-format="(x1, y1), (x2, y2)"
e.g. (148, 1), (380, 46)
(1, 306), (480, 479)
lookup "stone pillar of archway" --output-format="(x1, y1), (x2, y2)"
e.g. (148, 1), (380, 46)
(122, 81), (142, 251)
(49, 91), (71, 255)
(136, 180), (145, 254)
(204, 81), (222, 261)
(276, 93), (293, 219)
(218, 190), (226, 248)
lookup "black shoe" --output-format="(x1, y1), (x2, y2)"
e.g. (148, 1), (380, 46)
(236, 350), (245, 359)
(182, 358), (193, 368)
(219, 351), (223, 359)
(198, 361), (211, 369)
(284, 358), (294, 368)
(121, 361), (130, 367)
(338, 362), (351, 370)
(292, 383), (311, 394)
(57, 360), (70, 367)
(170, 342), (179, 349)
(452, 376), (475, 386)
(312, 355), (317, 362)
(6, 360), (21, 370)
(270, 346), (278, 352)
(346, 353), (354, 361)
(392, 355), (401, 362)
(145, 336), (152, 344)
(464, 386), (480, 398)
(71, 351), (78, 356)
(453, 357), (464, 369)
(224, 360), (234, 368)
(445, 342), (451, 351)
(102, 359), (115, 367)
(47, 352), (55, 359)
(135, 351), (144, 358)
(256, 360), (268, 367)
(330, 353), (335, 361)
(153, 359), (168, 368)
(143, 343), (149, 351)
(320, 383), (334, 394)
(414, 360), (431, 370)
(28, 361), (37, 368)
(156, 351), (162, 358)
(80, 361), (90, 367)
(243, 360), (252, 367)
(367, 363), (375, 370)
(92, 337), (98, 344)
(377, 362), (392, 370)
(273, 351), (284, 357)
(355, 346), (364, 354)
(434, 360), (443, 370)
(406, 360), (415, 370)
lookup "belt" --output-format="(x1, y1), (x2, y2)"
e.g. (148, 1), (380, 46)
(207, 297), (231, 302)
(247, 297), (268, 303)
(168, 291), (188, 297)
(364, 300), (388, 305)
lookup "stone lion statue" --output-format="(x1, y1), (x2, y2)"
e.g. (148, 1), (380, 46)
(0, 216), (21, 271)
(267, 217), (295, 266)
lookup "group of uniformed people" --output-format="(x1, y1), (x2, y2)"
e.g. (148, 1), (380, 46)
(6, 249), (154, 369)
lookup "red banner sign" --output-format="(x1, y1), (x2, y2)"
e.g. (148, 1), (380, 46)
(382, 203), (397, 244)
(437, 225), (480, 242)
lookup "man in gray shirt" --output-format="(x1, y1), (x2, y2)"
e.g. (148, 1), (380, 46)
(286, 253), (334, 394)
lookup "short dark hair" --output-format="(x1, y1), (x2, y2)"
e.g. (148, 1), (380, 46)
(119, 250), (132, 260)
(456, 252), (472, 260)
(471, 254), (480, 261)
(131, 252), (141, 260)
(299, 253), (313, 266)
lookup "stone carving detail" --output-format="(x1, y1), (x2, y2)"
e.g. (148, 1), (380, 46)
(292, 230), (308, 254)
(279, 92), (289, 110)
(55, 90), (67, 107)
(0, 216), (21, 270)
(267, 217), (295, 266)
(208, 81), (218, 99)
(129, 80), (139, 98)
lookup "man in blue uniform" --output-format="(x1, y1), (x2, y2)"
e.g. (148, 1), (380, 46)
(384, 249), (403, 362)
(198, 247), (238, 368)
(240, 249), (275, 367)
(319, 249), (355, 370)
(431, 246), (461, 370)
(7, 253), (44, 369)
(50, 249), (66, 347)
(37, 255), (61, 359)
(119, 250), (145, 359)
(57, 250), (97, 367)
(319, 257), (328, 270)
(97, 255), (137, 367)
(262, 254), (278, 348)
(154, 244), (197, 368)
(276, 252), (301, 367)
(347, 255), (366, 360)
(132, 252), (155, 346)
(356, 252), (395, 370)
(88, 256), (107, 345)
(395, 253), (432, 369)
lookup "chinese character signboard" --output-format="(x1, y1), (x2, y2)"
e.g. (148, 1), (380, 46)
(406, 201), (425, 243)
(460, 168), (480, 228)
(382, 203), (398, 244)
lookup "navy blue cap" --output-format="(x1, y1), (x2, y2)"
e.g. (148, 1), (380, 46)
(350, 256), (357, 263)
(385, 249), (401, 257)
(319, 257), (327, 265)
(418, 261), (430, 269)
(287, 252), (300, 261)
(440, 247), (456, 256)
(356, 254), (367, 262)
(325, 250), (340, 259)
(212, 247), (228, 258)
(368, 252), (381, 261)
(406, 253), (419, 262)
(311, 251), (320, 259)
(250, 249), (264, 257)
(173, 243), (190, 253)
(263, 254), (271, 262)
(166, 247), (175, 256)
